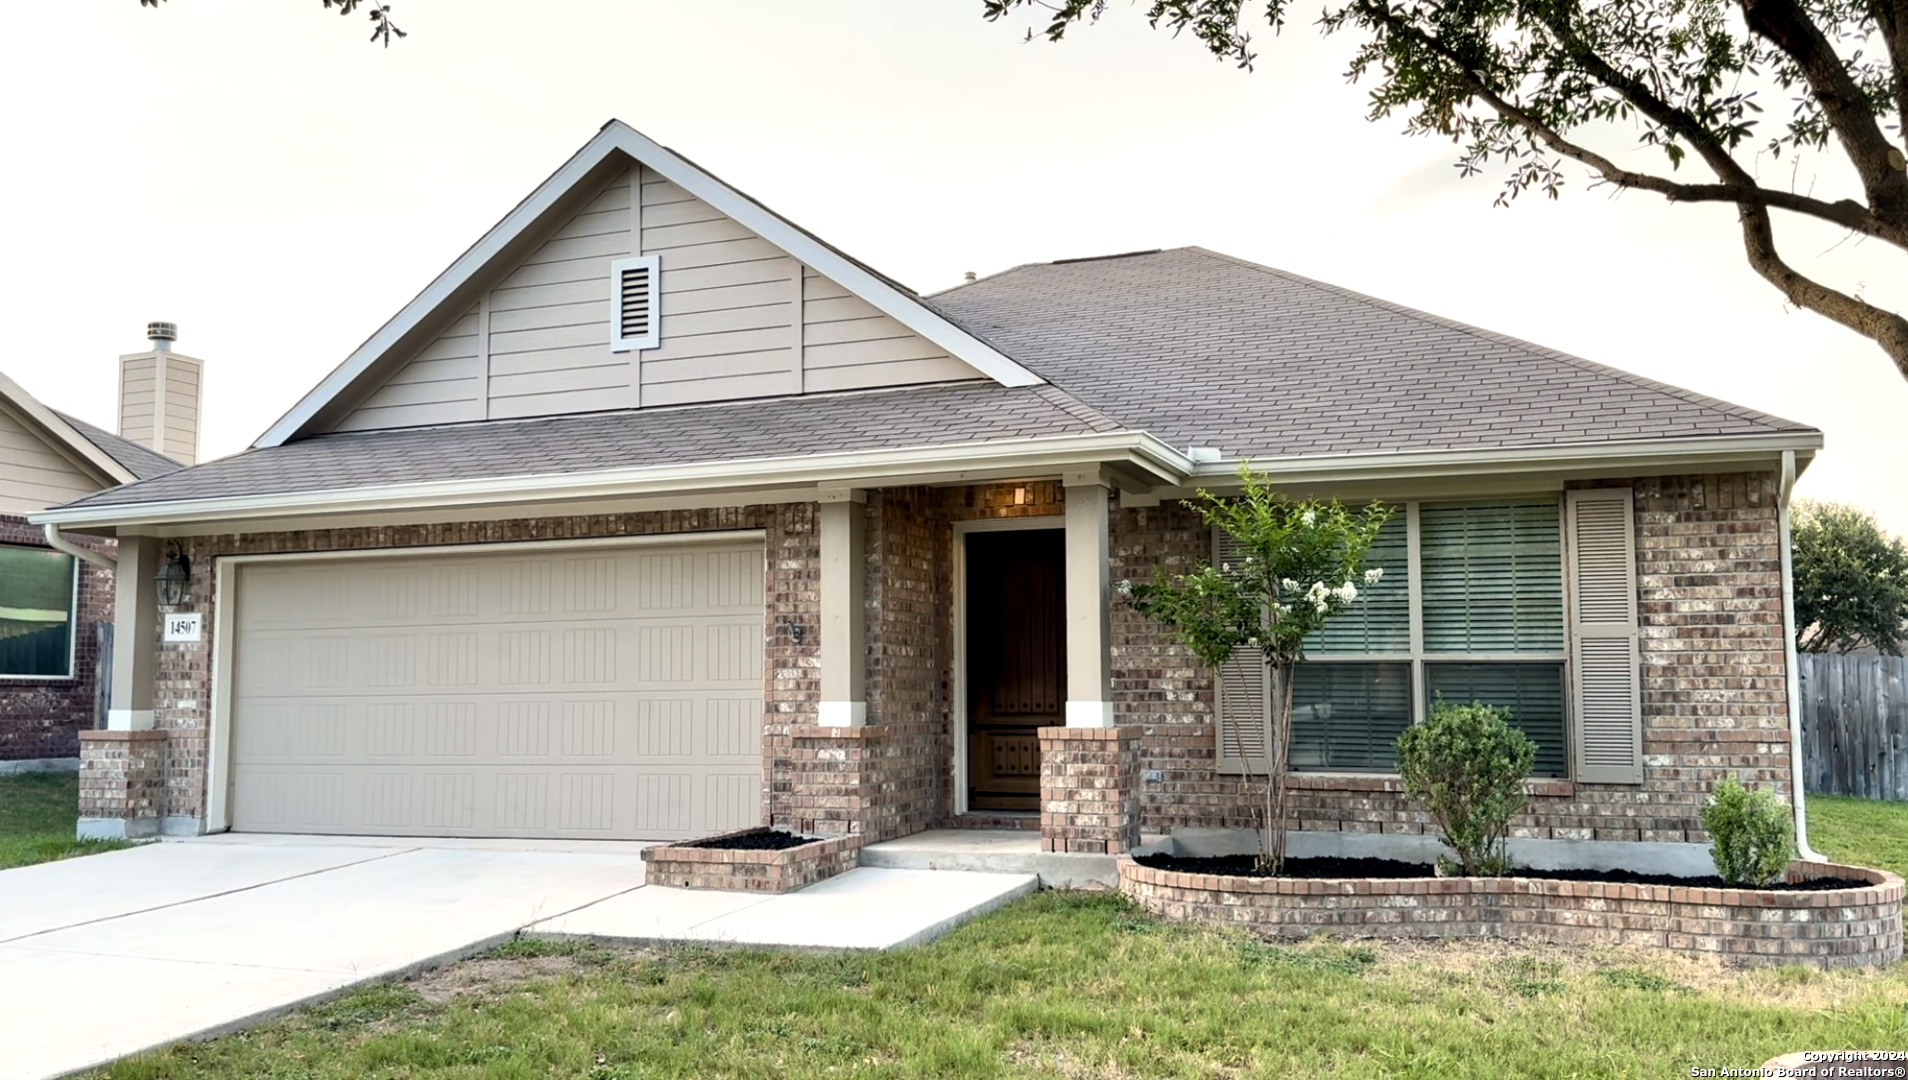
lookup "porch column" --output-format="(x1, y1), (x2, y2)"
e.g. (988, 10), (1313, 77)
(1062, 470), (1114, 727)
(817, 491), (867, 727)
(109, 536), (160, 731)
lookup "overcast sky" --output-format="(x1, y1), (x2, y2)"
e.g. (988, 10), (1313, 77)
(2, 2), (1902, 533)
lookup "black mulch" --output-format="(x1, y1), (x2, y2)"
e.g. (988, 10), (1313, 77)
(1132, 852), (1870, 892)
(682, 830), (824, 851)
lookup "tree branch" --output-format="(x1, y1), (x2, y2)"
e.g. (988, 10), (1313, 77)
(1737, 199), (1908, 379)
(1738, 0), (1908, 225)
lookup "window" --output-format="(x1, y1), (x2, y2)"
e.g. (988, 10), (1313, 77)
(609, 254), (661, 352)
(0, 545), (77, 679)
(1292, 499), (1569, 777)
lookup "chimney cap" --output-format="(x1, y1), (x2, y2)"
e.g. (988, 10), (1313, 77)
(962, 271), (977, 283)
(146, 321), (177, 350)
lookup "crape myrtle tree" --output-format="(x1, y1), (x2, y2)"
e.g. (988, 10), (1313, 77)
(137, 0), (406, 46)
(1793, 499), (1908, 654)
(982, 0), (1908, 384)
(1123, 468), (1393, 873)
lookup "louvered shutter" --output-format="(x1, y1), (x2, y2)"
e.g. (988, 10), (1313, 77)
(1212, 528), (1271, 774)
(1566, 488), (1644, 783)
(610, 254), (661, 352)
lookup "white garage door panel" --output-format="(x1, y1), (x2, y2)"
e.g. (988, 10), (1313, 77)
(228, 543), (765, 840)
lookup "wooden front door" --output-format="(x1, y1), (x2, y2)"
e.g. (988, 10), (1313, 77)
(965, 529), (1066, 812)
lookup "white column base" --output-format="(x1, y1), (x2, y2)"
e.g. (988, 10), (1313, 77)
(818, 701), (867, 728)
(106, 709), (155, 732)
(1065, 701), (1116, 728)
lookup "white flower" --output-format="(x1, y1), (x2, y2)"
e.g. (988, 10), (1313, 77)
(1220, 563), (1231, 574)
(1115, 579), (1133, 597)
(1313, 598), (1330, 613)
(1364, 567), (1385, 586)
(1280, 578), (1300, 593)
(1306, 581), (1329, 602)
(1337, 582), (1358, 603)
(1300, 509), (1318, 527)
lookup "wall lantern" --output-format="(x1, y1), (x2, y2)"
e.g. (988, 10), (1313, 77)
(155, 543), (193, 607)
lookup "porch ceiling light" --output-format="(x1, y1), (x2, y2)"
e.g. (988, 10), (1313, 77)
(155, 543), (192, 607)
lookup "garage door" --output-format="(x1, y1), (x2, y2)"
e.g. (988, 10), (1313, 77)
(226, 541), (764, 840)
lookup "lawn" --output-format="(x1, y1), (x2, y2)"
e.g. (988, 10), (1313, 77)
(0, 772), (134, 870)
(1807, 795), (1908, 878)
(86, 795), (1908, 1080)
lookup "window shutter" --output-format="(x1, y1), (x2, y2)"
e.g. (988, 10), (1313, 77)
(610, 255), (661, 352)
(1212, 528), (1271, 774)
(1566, 488), (1644, 784)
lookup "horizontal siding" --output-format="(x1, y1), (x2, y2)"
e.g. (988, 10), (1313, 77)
(637, 165), (796, 406)
(333, 305), (484, 432)
(0, 402), (103, 514)
(799, 269), (974, 392)
(118, 356), (156, 436)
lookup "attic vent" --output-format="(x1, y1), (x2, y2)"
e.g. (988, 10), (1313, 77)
(610, 254), (661, 352)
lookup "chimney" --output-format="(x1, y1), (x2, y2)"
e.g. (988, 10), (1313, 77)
(963, 271), (977, 284)
(118, 322), (204, 466)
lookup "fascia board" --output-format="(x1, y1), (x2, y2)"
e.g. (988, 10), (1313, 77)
(255, 121), (1042, 449)
(0, 370), (134, 486)
(32, 432), (1192, 531)
(1183, 432), (1824, 486)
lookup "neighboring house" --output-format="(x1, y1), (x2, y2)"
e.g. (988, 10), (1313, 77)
(0, 329), (195, 762)
(36, 121), (1822, 872)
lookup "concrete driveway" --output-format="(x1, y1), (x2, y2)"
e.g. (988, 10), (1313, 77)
(0, 835), (651, 1080)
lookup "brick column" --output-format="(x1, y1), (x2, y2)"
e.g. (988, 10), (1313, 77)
(1039, 725), (1141, 853)
(76, 730), (167, 839)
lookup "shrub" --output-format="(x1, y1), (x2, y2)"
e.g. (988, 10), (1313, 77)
(1396, 700), (1536, 876)
(1701, 778), (1795, 887)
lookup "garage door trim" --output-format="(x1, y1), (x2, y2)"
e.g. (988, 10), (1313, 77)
(204, 530), (768, 833)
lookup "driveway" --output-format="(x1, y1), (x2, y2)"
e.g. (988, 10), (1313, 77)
(0, 835), (651, 1080)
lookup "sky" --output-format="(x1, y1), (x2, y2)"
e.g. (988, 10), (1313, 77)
(1, 2), (1902, 533)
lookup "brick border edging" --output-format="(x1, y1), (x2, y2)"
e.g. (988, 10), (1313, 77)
(1117, 857), (1905, 967)
(641, 828), (863, 893)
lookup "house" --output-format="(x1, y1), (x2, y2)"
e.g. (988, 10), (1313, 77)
(0, 329), (195, 764)
(34, 121), (1822, 873)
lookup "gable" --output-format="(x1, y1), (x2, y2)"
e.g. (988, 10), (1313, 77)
(332, 159), (986, 434)
(0, 399), (111, 515)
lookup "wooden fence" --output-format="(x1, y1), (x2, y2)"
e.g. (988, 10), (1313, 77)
(1798, 653), (1908, 799)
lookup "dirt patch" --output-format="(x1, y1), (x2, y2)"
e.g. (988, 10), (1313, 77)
(1135, 853), (1869, 890)
(408, 954), (588, 1004)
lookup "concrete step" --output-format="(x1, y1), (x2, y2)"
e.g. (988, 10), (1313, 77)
(860, 829), (1156, 890)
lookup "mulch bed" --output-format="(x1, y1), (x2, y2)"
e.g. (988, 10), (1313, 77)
(683, 830), (824, 852)
(1133, 852), (1869, 892)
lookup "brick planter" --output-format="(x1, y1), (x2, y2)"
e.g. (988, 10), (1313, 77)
(1118, 857), (1905, 968)
(641, 828), (863, 893)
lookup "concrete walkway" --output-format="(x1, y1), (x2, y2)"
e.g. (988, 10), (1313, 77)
(0, 836), (1035, 1080)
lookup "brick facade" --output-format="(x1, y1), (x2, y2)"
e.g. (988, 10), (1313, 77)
(123, 472), (1799, 858)
(641, 828), (863, 892)
(77, 729), (167, 837)
(1119, 857), (1904, 968)
(1039, 725), (1142, 853)
(1111, 472), (1794, 844)
(0, 515), (112, 761)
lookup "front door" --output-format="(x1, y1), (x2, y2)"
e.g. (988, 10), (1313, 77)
(965, 529), (1065, 812)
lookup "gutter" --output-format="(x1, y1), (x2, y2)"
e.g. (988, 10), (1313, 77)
(32, 431), (1195, 531)
(43, 523), (116, 569)
(1777, 449), (1824, 860)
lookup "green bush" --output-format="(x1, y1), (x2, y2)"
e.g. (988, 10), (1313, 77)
(1396, 700), (1536, 876)
(1701, 778), (1795, 887)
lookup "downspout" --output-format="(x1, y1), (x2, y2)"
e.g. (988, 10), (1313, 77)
(1777, 450), (1824, 860)
(43, 522), (116, 570)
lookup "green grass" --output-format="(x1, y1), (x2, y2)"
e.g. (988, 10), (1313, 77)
(1807, 795), (1908, 877)
(85, 892), (1908, 1080)
(0, 772), (135, 870)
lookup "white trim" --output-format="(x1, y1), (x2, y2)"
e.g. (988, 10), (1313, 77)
(951, 517), (1065, 813)
(818, 701), (867, 728)
(34, 432), (1189, 531)
(254, 120), (1041, 447)
(107, 709), (154, 732)
(1065, 701), (1115, 729)
(609, 254), (661, 352)
(0, 370), (136, 485)
(43, 523), (115, 569)
(1777, 449), (1822, 859)
(204, 529), (769, 835)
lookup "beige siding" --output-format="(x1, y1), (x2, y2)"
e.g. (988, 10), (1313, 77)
(326, 155), (986, 433)
(0, 402), (105, 515)
(636, 167), (800, 407)
(118, 356), (157, 446)
(160, 356), (202, 463)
